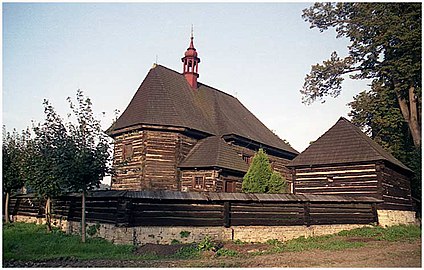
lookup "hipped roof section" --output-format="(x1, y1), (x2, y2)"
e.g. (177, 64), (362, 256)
(178, 136), (249, 172)
(288, 117), (412, 173)
(109, 65), (298, 155)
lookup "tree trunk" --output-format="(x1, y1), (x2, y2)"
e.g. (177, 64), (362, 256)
(45, 197), (52, 232)
(396, 86), (421, 147)
(5, 192), (10, 223)
(408, 86), (421, 146)
(81, 191), (86, 243)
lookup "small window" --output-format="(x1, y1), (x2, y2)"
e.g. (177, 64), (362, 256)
(242, 154), (252, 165)
(192, 176), (205, 189)
(123, 143), (133, 160)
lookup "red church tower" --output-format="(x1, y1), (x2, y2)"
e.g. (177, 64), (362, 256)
(181, 31), (200, 89)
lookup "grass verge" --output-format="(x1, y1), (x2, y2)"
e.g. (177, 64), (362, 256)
(3, 222), (141, 261)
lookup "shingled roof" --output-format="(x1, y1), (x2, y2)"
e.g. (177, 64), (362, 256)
(288, 117), (411, 172)
(109, 64), (298, 156)
(179, 136), (249, 172)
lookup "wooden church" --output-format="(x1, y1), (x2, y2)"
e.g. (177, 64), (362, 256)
(107, 35), (299, 192)
(288, 117), (414, 211)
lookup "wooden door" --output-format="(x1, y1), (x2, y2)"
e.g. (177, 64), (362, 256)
(225, 181), (236, 193)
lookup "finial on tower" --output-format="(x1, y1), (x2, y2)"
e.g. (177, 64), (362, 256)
(182, 26), (200, 89)
(191, 24), (194, 39)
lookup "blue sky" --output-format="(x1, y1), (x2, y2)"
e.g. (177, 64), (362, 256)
(3, 2), (370, 153)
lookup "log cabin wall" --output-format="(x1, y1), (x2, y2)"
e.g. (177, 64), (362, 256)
(293, 163), (379, 197)
(180, 169), (220, 192)
(112, 130), (146, 190)
(112, 129), (198, 191)
(218, 171), (244, 192)
(380, 164), (413, 211)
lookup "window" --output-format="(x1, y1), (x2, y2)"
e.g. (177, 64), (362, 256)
(192, 176), (205, 189)
(123, 143), (133, 160)
(242, 154), (252, 165)
(225, 181), (237, 193)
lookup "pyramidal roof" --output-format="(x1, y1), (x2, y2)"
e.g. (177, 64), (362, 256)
(179, 136), (249, 172)
(109, 64), (298, 155)
(288, 117), (411, 172)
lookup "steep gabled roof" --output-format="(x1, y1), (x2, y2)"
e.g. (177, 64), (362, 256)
(288, 117), (411, 172)
(110, 65), (214, 135)
(179, 136), (249, 172)
(110, 65), (298, 156)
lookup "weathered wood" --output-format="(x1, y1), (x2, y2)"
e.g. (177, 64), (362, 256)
(223, 202), (231, 227)
(304, 202), (311, 227)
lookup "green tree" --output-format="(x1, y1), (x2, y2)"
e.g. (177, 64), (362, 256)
(301, 3), (421, 147)
(349, 81), (421, 202)
(25, 101), (74, 231)
(65, 90), (112, 242)
(242, 149), (272, 193)
(268, 171), (289, 194)
(2, 127), (26, 223)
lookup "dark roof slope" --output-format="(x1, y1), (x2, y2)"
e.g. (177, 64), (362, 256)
(110, 65), (297, 155)
(111, 65), (214, 135)
(179, 136), (249, 172)
(288, 117), (411, 172)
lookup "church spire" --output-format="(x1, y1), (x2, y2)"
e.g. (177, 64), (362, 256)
(182, 27), (200, 89)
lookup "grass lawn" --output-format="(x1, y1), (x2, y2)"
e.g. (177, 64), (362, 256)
(2, 223), (140, 261)
(2, 222), (421, 262)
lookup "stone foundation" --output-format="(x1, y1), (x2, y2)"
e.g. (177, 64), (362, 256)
(13, 210), (418, 245)
(377, 210), (418, 227)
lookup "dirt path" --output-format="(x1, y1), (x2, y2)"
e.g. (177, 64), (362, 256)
(3, 239), (421, 268)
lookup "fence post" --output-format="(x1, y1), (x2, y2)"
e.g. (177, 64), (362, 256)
(371, 203), (379, 225)
(304, 202), (311, 227)
(223, 201), (231, 228)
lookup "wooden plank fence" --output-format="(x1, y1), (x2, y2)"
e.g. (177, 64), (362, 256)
(7, 191), (381, 227)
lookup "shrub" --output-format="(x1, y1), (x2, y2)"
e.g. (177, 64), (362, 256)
(197, 236), (215, 251)
(242, 149), (272, 193)
(171, 239), (181, 245)
(268, 171), (289, 193)
(174, 245), (200, 259)
(216, 248), (239, 257)
(180, 231), (191, 238)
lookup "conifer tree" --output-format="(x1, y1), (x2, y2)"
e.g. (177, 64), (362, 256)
(268, 171), (288, 194)
(242, 149), (272, 193)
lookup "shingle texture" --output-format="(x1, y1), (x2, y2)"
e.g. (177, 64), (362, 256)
(288, 117), (411, 172)
(110, 65), (298, 156)
(179, 136), (249, 172)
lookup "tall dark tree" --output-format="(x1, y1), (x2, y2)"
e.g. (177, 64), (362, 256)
(2, 127), (26, 223)
(349, 81), (421, 202)
(65, 90), (112, 242)
(302, 3), (421, 146)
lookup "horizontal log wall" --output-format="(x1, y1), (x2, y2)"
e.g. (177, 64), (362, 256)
(112, 129), (198, 191)
(112, 130), (145, 190)
(294, 163), (379, 196)
(180, 169), (220, 192)
(8, 194), (377, 228)
(381, 165), (413, 211)
(144, 130), (179, 190)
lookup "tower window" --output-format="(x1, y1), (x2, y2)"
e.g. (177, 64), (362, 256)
(192, 176), (205, 189)
(123, 143), (133, 160)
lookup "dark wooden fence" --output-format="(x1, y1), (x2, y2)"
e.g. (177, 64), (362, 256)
(8, 191), (381, 227)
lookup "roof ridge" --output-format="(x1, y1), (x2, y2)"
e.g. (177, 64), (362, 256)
(156, 64), (237, 99)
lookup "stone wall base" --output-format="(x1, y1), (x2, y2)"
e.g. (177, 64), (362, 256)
(377, 210), (418, 227)
(13, 215), (372, 245)
(14, 211), (418, 245)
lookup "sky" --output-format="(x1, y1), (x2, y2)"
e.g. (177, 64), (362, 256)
(3, 2), (371, 154)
